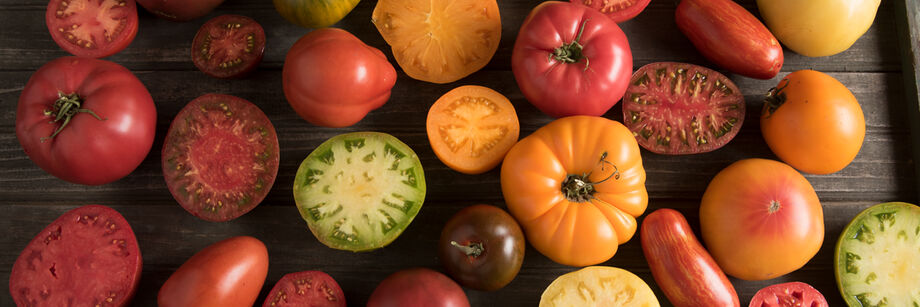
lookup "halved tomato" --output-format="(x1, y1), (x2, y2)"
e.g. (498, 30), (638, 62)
(371, 0), (501, 84)
(191, 15), (266, 79)
(540, 266), (659, 306)
(45, 0), (139, 58)
(570, 0), (651, 23)
(427, 86), (519, 174)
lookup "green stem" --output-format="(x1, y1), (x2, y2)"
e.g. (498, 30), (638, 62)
(40, 92), (104, 143)
(451, 241), (484, 257)
(763, 79), (789, 118)
(553, 19), (590, 68)
(561, 152), (620, 202)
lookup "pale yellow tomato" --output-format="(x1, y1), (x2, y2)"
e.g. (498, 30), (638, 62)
(756, 0), (880, 57)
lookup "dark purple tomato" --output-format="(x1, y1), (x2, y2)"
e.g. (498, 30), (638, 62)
(438, 204), (525, 291)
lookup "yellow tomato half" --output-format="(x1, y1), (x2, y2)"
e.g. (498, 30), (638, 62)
(756, 0), (880, 57)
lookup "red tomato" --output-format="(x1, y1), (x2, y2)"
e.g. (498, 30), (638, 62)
(158, 236), (269, 307)
(641, 208), (739, 307)
(367, 268), (470, 307)
(16, 57), (156, 185)
(675, 0), (783, 79)
(46, 0), (139, 58)
(749, 282), (828, 307)
(700, 159), (824, 281)
(283, 28), (396, 128)
(570, 0), (651, 23)
(512, 1), (633, 118)
(191, 15), (266, 79)
(263, 271), (346, 307)
(136, 0), (225, 21)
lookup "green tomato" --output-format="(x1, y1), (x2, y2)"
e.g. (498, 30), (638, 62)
(835, 202), (920, 306)
(294, 132), (426, 251)
(756, 0), (881, 57)
(274, 0), (360, 29)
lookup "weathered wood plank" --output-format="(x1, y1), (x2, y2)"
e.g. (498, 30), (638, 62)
(0, 0), (901, 73)
(0, 201), (882, 306)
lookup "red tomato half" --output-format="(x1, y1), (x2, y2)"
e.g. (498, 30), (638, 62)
(191, 15), (266, 79)
(263, 271), (346, 307)
(749, 282), (828, 307)
(570, 0), (651, 23)
(158, 236), (269, 307)
(16, 57), (156, 185)
(136, 0), (225, 21)
(512, 1), (633, 118)
(46, 0), (139, 58)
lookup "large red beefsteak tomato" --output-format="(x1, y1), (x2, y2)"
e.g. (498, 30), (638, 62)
(512, 1), (632, 118)
(16, 57), (156, 185)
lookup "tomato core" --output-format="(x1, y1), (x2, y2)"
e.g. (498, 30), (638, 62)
(41, 92), (104, 142)
(769, 200), (781, 213)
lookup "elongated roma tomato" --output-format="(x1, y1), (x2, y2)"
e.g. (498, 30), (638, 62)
(641, 208), (739, 307)
(158, 236), (269, 307)
(501, 116), (647, 266)
(675, 0), (783, 79)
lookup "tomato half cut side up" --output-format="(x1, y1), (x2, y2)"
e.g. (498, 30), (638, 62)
(570, 0), (651, 23)
(426, 85), (520, 175)
(10, 205), (142, 307)
(263, 271), (346, 307)
(192, 15), (266, 79)
(162, 94), (280, 222)
(46, 0), (139, 58)
(622, 62), (745, 154)
(749, 282), (828, 307)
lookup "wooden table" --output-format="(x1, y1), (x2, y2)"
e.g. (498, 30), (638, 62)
(1, 0), (917, 306)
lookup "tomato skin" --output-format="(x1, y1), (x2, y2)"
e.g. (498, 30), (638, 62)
(274, 0), (359, 28)
(569, 0), (651, 23)
(16, 57), (156, 185)
(761, 70), (865, 175)
(136, 0), (225, 21)
(641, 208), (739, 307)
(283, 28), (396, 128)
(46, 0), (139, 58)
(501, 116), (647, 266)
(700, 159), (824, 281)
(158, 236), (269, 307)
(512, 1), (633, 118)
(756, 0), (880, 57)
(367, 268), (470, 307)
(438, 204), (525, 291)
(749, 282), (828, 307)
(675, 0), (783, 79)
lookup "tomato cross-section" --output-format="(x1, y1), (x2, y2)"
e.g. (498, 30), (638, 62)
(46, 0), (139, 58)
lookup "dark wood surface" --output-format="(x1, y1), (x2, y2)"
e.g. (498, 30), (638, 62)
(0, 0), (915, 306)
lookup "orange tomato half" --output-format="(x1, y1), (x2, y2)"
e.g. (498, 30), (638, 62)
(501, 116), (648, 267)
(427, 85), (520, 174)
(371, 0), (501, 84)
(761, 70), (865, 174)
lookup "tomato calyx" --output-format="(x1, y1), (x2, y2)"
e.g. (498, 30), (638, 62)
(552, 19), (590, 68)
(41, 92), (105, 142)
(763, 79), (790, 117)
(561, 152), (620, 202)
(451, 240), (484, 258)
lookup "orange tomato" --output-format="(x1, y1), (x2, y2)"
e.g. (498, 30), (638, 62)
(427, 86), (520, 174)
(371, 0), (501, 84)
(500, 116), (648, 266)
(761, 70), (865, 174)
(700, 159), (824, 281)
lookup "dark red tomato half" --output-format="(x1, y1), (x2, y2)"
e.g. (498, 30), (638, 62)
(192, 15), (266, 79)
(570, 0), (651, 23)
(136, 0), (225, 21)
(10, 205), (142, 307)
(46, 0), (139, 58)
(749, 282), (828, 307)
(161, 94), (279, 222)
(263, 271), (346, 307)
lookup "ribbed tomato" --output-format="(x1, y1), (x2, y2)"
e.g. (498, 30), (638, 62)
(501, 116), (647, 266)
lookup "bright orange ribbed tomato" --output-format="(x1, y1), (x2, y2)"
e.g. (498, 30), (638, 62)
(761, 70), (865, 174)
(500, 116), (648, 267)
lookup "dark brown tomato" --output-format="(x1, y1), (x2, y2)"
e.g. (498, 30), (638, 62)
(675, 0), (783, 79)
(192, 15), (266, 79)
(263, 271), (346, 307)
(570, 0), (651, 23)
(10, 205), (142, 307)
(136, 0), (225, 21)
(45, 0), (139, 58)
(162, 93), (279, 222)
(438, 204), (525, 291)
(622, 62), (745, 155)
(749, 282), (828, 307)
(367, 268), (470, 307)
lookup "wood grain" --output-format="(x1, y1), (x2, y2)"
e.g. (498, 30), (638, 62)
(0, 0), (915, 306)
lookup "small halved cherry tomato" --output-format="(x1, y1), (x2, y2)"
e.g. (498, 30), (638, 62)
(191, 15), (266, 79)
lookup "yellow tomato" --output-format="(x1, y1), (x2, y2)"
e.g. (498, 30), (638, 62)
(540, 266), (660, 307)
(756, 0), (880, 57)
(501, 116), (648, 267)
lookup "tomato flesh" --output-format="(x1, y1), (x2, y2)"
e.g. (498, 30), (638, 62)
(571, 0), (651, 22)
(162, 94), (279, 222)
(10, 205), (142, 307)
(623, 62), (745, 154)
(540, 266), (659, 306)
(46, 0), (138, 58)
(192, 15), (265, 79)
(749, 282), (828, 307)
(263, 271), (346, 307)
